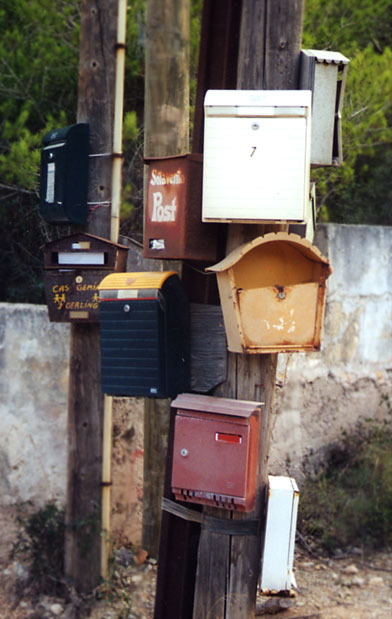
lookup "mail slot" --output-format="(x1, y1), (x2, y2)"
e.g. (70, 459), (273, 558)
(98, 272), (190, 398)
(143, 154), (218, 261)
(202, 90), (312, 223)
(207, 232), (333, 353)
(39, 123), (89, 225)
(171, 393), (261, 511)
(43, 233), (128, 322)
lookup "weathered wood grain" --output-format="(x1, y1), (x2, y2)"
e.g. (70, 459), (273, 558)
(65, 0), (117, 592)
(193, 1), (305, 617)
(142, 0), (190, 559)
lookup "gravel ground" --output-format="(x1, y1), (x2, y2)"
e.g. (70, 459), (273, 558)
(1, 506), (391, 618)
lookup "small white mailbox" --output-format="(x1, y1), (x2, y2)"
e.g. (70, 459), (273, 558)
(260, 476), (299, 594)
(300, 49), (349, 167)
(202, 89), (312, 224)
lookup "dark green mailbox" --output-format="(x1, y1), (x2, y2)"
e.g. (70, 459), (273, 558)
(98, 271), (190, 398)
(39, 123), (89, 225)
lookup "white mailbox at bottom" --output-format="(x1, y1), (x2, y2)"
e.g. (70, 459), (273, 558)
(202, 90), (312, 223)
(260, 475), (299, 594)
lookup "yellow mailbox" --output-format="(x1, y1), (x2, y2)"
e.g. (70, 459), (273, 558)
(206, 232), (332, 354)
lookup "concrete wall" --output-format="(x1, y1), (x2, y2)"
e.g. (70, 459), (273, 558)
(270, 224), (392, 479)
(0, 304), (69, 505)
(0, 224), (391, 540)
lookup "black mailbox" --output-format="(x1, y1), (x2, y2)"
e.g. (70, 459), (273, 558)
(39, 123), (89, 225)
(98, 272), (190, 398)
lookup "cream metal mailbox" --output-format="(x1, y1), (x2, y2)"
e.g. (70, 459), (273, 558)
(171, 393), (261, 511)
(300, 49), (349, 166)
(260, 475), (299, 594)
(202, 89), (312, 223)
(207, 232), (332, 353)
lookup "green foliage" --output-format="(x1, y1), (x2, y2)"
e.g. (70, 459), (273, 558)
(303, 1), (392, 224)
(298, 419), (392, 552)
(0, 0), (81, 303)
(11, 501), (66, 595)
(303, 0), (392, 54)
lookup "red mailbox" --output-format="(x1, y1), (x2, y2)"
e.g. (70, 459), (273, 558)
(171, 393), (262, 512)
(143, 154), (218, 261)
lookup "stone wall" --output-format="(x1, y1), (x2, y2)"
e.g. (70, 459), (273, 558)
(270, 224), (392, 479)
(0, 224), (391, 542)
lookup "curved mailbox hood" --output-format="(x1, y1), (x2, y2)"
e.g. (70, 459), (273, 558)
(206, 232), (333, 354)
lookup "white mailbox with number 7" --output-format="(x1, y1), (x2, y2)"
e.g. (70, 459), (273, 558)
(202, 90), (312, 224)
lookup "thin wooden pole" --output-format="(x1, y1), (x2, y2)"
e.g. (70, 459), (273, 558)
(142, 0), (190, 559)
(101, 0), (128, 580)
(192, 1), (305, 617)
(65, 0), (117, 593)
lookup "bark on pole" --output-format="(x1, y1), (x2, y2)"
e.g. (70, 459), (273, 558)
(192, 2), (305, 617)
(64, 0), (117, 592)
(142, 0), (190, 558)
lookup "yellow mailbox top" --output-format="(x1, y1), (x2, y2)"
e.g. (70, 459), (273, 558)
(98, 271), (177, 291)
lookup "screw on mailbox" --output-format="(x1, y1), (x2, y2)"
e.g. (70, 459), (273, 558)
(180, 448), (189, 457)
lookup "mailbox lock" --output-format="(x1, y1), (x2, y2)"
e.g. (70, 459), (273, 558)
(123, 304), (131, 312)
(180, 448), (189, 457)
(277, 290), (286, 300)
(76, 275), (83, 284)
(251, 123), (260, 130)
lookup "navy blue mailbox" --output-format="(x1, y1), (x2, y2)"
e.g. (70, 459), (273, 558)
(98, 271), (190, 398)
(39, 123), (89, 225)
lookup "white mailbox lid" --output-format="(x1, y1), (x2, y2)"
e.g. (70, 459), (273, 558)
(301, 49), (349, 65)
(204, 89), (312, 109)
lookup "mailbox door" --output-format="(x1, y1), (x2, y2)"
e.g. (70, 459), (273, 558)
(203, 115), (309, 223)
(100, 299), (166, 397)
(44, 270), (101, 322)
(237, 282), (320, 352)
(172, 414), (250, 498)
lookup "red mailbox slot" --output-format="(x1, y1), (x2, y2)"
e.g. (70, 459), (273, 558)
(171, 393), (262, 512)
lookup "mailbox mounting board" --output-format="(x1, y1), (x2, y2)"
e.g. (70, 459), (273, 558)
(171, 393), (261, 511)
(202, 90), (312, 223)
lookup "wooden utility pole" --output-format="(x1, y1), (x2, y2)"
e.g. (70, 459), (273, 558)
(142, 0), (190, 558)
(65, 0), (117, 592)
(192, 2), (305, 617)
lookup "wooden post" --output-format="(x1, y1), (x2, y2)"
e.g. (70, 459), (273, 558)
(192, 1), (305, 617)
(64, 0), (117, 592)
(142, 0), (190, 558)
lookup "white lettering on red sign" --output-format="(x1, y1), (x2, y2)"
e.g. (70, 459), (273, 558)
(150, 169), (185, 186)
(151, 192), (177, 222)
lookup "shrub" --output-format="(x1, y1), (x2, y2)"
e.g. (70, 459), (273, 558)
(298, 419), (392, 552)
